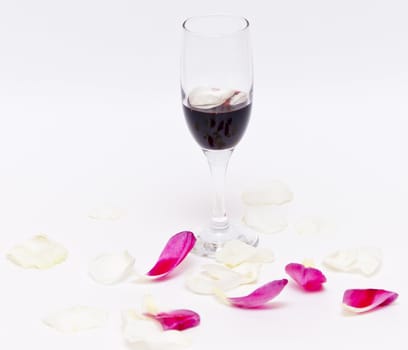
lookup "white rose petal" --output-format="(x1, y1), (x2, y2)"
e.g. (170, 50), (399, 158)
(202, 263), (241, 280)
(357, 248), (382, 276)
(142, 294), (160, 315)
(242, 181), (293, 206)
(185, 272), (219, 295)
(232, 262), (261, 284)
(188, 87), (235, 109)
(323, 250), (357, 271)
(185, 261), (262, 295)
(185, 269), (241, 295)
(202, 264), (244, 289)
(243, 205), (288, 234)
(122, 309), (191, 350)
(229, 91), (248, 106)
(185, 272), (237, 295)
(323, 247), (382, 277)
(215, 240), (274, 267)
(7, 235), (68, 269)
(342, 303), (374, 314)
(43, 306), (108, 333)
(213, 288), (230, 306)
(301, 258), (316, 268)
(215, 240), (255, 267)
(89, 251), (135, 285)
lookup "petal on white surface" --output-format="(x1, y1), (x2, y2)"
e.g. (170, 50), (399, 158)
(202, 263), (242, 280)
(215, 240), (255, 267)
(122, 309), (191, 350)
(88, 207), (124, 220)
(232, 262), (261, 284)
(242, 181), (293, 206)
(323, 249), (357, 271)
(243, 205), (288, 234)
(357, 247), (382, 276)
(202, 264), (243, 289)
(43, 306), (108, 333)
(89, 251), (135, 285)
(213, 288), (230, 306)
(185, 272), (218, 295)
(188, 86), (235, 109)
(186, 264), (242, 294)
(323, 247), (382, 277)
(7, 235), (68, 269)
(142, 294), (161, 315)
(186, 263), (259, 295)
(301, 258), (316, 268)
(215, 240), (274, 267)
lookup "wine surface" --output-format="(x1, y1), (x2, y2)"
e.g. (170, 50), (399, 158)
(183, 89), (251, 150)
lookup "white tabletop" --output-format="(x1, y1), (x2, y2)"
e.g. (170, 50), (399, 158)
(1, 0), (407, 349)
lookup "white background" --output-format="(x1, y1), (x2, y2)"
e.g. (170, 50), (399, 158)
(0, 0), (407, 349)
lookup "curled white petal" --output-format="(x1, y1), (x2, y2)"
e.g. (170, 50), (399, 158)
(7, 235), (68, 269)
(301, 258), (316, 268)
(213, 288), (230, 306)
(188, 87), (235, 109)
(229, 91), (248, 106)
(242, 181), (293, 206)
(215, 240), (274, 267)
(186, 270), (241, 295)
(216, 240), (254, 267)
(89, 251), (135, 285)
(43, 306), (108, 333)
(243, 205), (288, 234)
(202, 263), (242, 280)
(122, 309), (191, 350)
(142, 294), (160, 315)
(186, 272), (218, 295)
(202, 264), (243, 290)
(185, 261), (262, 295)
(357, 248), (382, 276)
(342, 303), (374, 314)
(323, 247), (382, 277)
(323, 250), (357, 271)
(232, 262), (261, 284)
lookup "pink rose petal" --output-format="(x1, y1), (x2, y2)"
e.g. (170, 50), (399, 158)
(285, 263), (326, 291)
(343, 289), (398, 313)
(144, 309), (200, 331)
(227, 279), (288, 308)
(147, 231), (196, 277)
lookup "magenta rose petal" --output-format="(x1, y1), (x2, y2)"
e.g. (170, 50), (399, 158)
(144, 309), (200, 331)
(146, 231), (196, 277)
(226, 279), (288, 309)
(342, 289), (398, 313)
(285, 263), (327, 291)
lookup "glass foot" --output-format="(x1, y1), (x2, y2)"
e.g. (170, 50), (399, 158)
(193, 223), (259, 258)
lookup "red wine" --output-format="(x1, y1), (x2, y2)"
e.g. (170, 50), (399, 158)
(183, 91), (251, 150)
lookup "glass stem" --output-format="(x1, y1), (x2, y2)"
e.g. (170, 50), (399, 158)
(203, 149), (233, 231)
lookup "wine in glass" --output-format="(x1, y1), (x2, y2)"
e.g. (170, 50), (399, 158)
(181, 15), (258, 257)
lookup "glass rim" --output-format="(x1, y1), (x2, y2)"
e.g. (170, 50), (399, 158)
(182, 14), (250, 37)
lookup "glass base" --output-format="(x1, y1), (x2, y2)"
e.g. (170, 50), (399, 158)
(193, 223), (259, 258)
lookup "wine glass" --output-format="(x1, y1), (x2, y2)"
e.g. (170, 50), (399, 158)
(181, 14), (258, 257)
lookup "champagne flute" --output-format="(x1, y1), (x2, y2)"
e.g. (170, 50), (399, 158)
(181, 14), (258, 257)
